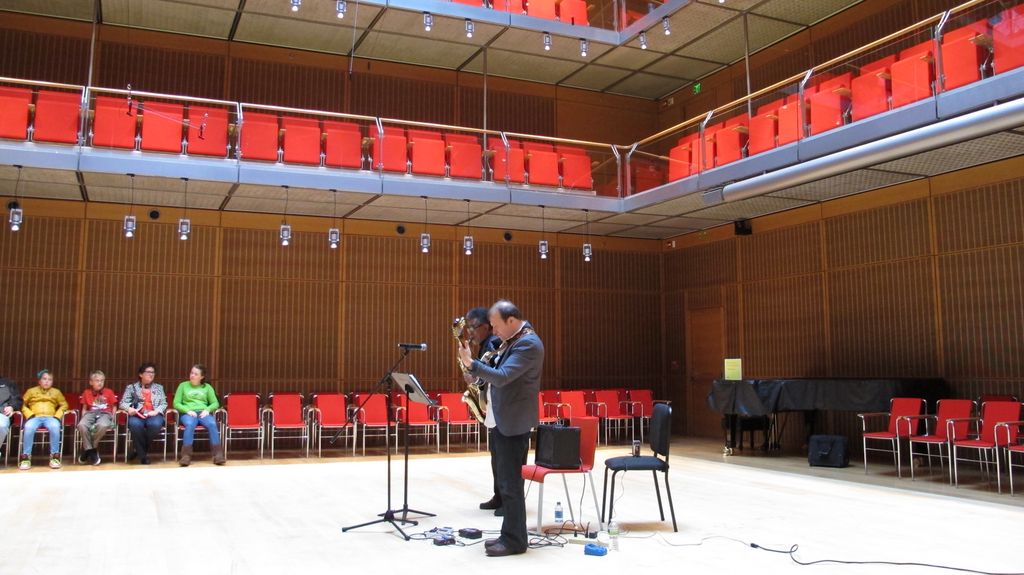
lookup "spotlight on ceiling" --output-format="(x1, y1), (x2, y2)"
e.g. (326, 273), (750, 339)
(465, 19), (475, 39)
(639, 31), (648, 50)
(290, 0), (301, 13)
(543, 32), (551, 51)
(423, 12), (433, 32)
(336, 0), (346, 18)
(662, 16), (671, 35)
(579, 38), (588, 58)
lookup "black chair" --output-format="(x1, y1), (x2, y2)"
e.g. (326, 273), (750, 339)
(600, 402), (677, 532)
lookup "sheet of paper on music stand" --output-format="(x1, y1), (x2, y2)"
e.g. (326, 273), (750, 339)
(390, 372), (436, 406)
(723, 358), (742, 381)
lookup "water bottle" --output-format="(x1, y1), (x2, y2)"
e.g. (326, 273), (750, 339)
(608, 520), (620, 551)
(554, 501), (564, 523)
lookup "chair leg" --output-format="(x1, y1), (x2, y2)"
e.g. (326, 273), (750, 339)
(601, 467), (610, 523)
(863, 438), (869, 474)
(652, 470), (665, 521)
(895, 438), (902, 478)
(537, 481), (545, 534)
(587, 471), (604, 531)
(662, 470), (678, 532)
(607, 470), (620, 525)
(561, 474), (576, 525)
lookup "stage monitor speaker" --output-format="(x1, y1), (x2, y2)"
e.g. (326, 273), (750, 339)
(734, 219), (752, 235)
(535, 424), (580, 469)
(808, 435), (849, 468)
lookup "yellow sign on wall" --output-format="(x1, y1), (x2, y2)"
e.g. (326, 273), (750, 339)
(724, 358), (743, 380)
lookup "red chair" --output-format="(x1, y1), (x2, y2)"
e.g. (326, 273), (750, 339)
(220, 393), (264, 460)
(488, 138), (525, 183)
(240, 112), (280, 162)
(437, 392), (481, 451)
(627, 389), (668, 443)
(857, 397), (925, 477)
(407, 128), (446, 176)
(993, 6), (1024, 75)
(667, 136), (695, 182)
(559, 0), (588, 25)
(538, 392), (559, 425)
(587, 389), (634, 445)
(140, 101), (184, 153)
(522, 416), (603, 533)
(265, 393), (310, 458)
(0, 86), (33, 140)
(186, 105), (230, 157)
(523, 141), (560, 186)
(631, 158), (664, 193)
(398, 399), (440, 453)
(949, 400), (1022, 490)
(716, 116), (748, 165)
(310, 393), (354, 457)
(33, 90), (81, 144)
(748, 99), (783, 155)
(446, 133), (483, 179)
(851, 55), (896, 122)
(493, 0), (523, 13)
(891, 40), (935, 109)
(557, 146), (593, 190)
(324, 120), (364, 169)
(282, 116), (322, 166)
(902, 399), (974, 482)
(556, 391), (587, 422)
(700, 122), (722, 170)
(526, 0), (556, 20)
(999, 419), (1024, 495)
(808, 72), (853, 135)
(62, 393), (83, 461)
(92, 95), (138, 149)
(775, 97), (804, 146)
(353, 392), (398, 455)
(941, 22), (992, 91)
(371, 128), (408, 173)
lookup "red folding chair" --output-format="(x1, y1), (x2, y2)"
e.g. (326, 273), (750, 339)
(407, 128), (446, 176)
(522, 417), (603, 533)
(748, 99), (783, 155)
(282, 116), (322, 165)
(488, 138), (525, 183)
(557, 146), (593, 190)
(397, 399), (440, 453)
(311, 393), (355, 457)
(627, 389), (668, 443)
(858, 397), (926, 477)
(445, 133), (483, 179)
(371, 128), (408, 173)
(538, 392), (559, 426)
(808, 72), (853, 135)
(0, 86), (33, 140)
(33, 90), (81, 144)
(851, 55), (896, 122)
(265, 393), (310, 458)
(220, 393), (264, 460)
(437, 392), (481, 452)
(92, 95), (138, 149)
(993, 5), (1024, 75)
(587, 389), (634, 445)
(940, 21), (992, 91)
(949, 400), (1022, 491)
(523, 141), (559, 186)
(185, 105), (230, 157)
(902, 398), (974, 482)
(140, 101), (184, 153)
(239, 111), (280, 162)
(324, 120), (365, 169)
(556, 391), (587, 423)
(353, 392), (398, 455)
(891, 40), (936, 109)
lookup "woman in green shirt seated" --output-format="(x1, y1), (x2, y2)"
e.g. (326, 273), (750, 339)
(173, 364), (225, 466)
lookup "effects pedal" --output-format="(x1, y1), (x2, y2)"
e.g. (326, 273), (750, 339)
(458, 528), (482, 539)
(433, 534), (456, 546)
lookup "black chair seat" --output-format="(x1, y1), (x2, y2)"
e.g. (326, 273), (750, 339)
(605, 455), (667, 472)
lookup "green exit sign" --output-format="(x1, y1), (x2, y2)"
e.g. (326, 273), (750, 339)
(692, 83), (702, 94)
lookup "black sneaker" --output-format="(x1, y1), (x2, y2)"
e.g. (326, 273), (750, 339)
(91, 451), (102, 466)
(127, 450), (137, 461)
(78, 450), (91, 464)
(140, 455), (150, 465)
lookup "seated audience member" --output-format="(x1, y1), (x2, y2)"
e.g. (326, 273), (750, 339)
(173, 364), (224, 466)
(19, 370), (69, 470)
(77, 370), (116, 465)
(119, 363), (168, 465)
(0, 376), (22, 457)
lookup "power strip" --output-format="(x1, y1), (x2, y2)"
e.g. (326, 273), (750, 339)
(568, 537), (607, 547)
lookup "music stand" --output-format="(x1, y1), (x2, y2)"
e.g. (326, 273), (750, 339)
(389, 372), (437, 523)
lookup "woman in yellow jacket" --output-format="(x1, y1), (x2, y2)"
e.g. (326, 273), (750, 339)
(19, 370), (69, 470)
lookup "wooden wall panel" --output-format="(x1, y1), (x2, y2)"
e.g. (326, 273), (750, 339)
(0, 270), (78, 382)
(828, 259), (937, 377)
(825, 199), (930, 268)
(664, 238), (737, 291)
(98, 43), (227, 101)
(230, 59), (345, 112)
(742, 275), (826, 377)
(0, 28), (89, 85)
(663, 291), (687, 412)
(560, 249), (660, 292)
(222, 228), (339, 281)
(933, 179), (1024, 254)
(346, 235), (454, 286)
(739, 222), (821, 281)
(939, 244), (1024, 379)
(350, 73), (455, 124)
(458, 87), (555, 136)
(86, 220), (217, 276)
(460, 242), (554, 290)
(0, 218), (81, 271)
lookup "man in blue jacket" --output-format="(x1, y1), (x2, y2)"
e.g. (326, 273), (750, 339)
(459, 300), (543, 557)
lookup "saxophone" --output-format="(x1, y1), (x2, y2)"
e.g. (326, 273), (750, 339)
(452, 316), (487, 423)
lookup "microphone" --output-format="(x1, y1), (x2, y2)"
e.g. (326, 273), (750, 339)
(398, 343), (427, 352)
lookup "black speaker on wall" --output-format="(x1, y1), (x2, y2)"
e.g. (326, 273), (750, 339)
(734, 219), (752, 235)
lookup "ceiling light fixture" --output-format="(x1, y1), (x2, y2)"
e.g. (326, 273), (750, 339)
(420, 195), (430, 254)
(583, 208), (592, 263)
(579, 38), (588, 58)
(465, 19), (475, 39)
(328, 188), (340, 249)
(463, 199), (474, 256)
(280, 185), (291, 247)
(336, 0), (347, 18)
(124, 173), (137, 238)
(543, 32), (551, 51)
(539, 205), (548, 260)
(423, 12), (433, 32)
(9, 164), (23, 232)
(662, 16), (671, 35)
(178, 177), (190, 241)
(290, 0), (301, 13)
(639, 31), (648, 50)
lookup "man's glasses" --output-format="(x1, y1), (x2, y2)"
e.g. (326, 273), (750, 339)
(142, 371), (156, 375)
(467, 323), (484, 330)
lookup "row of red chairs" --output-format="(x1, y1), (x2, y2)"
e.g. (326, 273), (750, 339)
(453, 0), (589, 26)
(859, 394), (1024, 494)
(666, 7), (1024, 182)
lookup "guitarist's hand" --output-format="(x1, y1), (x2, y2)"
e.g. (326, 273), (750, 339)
(457, 340), (474, 370)
(463, 373), (478, 385)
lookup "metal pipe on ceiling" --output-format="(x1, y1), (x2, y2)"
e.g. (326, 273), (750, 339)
(721, 97), (1024, 203)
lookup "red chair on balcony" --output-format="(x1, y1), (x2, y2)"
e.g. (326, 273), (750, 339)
(446, 133), (483, 179)
(716, 116), (749, 165)
(993, 6), (1024, 75)
(310, 393), (354, 457)
(700, 122), (723, 170)
(282, 117), (322, 166)
(265, 393), (310, 458)
(186, 105), (230, 158)
(489, 138), (525, 183)
(221, 393), (264, 460)
(559, 0), (588, 25)
(857, 397), (925, 477)
(941, 22), (992, 91)
(493, 0), (524, 13)
(324, 120), (364, 169)
(588, 389), (634, 445)
(0, 86), (32, 140)
(631, 158), (664, 193)
(140, 101), (184, 153)
(891, 41), (935, 109)
(526, 0), (557, 20)
(91, 96), (138, 149)
(372, 128), (408, 173)
(407, 129), (446, 176)
(808, 72), (853, 135)
(353, 392), (398, 455)
(775, 96), (805, 147)
(557, 146), (593, 190)
(949, 400), (1022, 490)
(523, 141), (560, 186)
(748, 98), (784, 155)
(851, 55), (896, 122)
(437, 392), (481, 451)
(901, 398), (974, 482)
(667, 135), (695, 182)
(33, 90), (81, 144)
(522, 416), (603, 533)
(240, 112), (280, 162)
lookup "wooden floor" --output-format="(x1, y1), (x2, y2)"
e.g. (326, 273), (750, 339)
(2, 437), (1022, 575)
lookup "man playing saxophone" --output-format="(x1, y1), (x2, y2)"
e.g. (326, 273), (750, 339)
(462, 307), (504, 516)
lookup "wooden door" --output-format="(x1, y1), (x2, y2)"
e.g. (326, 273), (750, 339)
(687, 307), (724, 437)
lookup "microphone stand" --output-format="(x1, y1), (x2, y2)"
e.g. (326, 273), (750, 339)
(340, 348), (415, 540)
